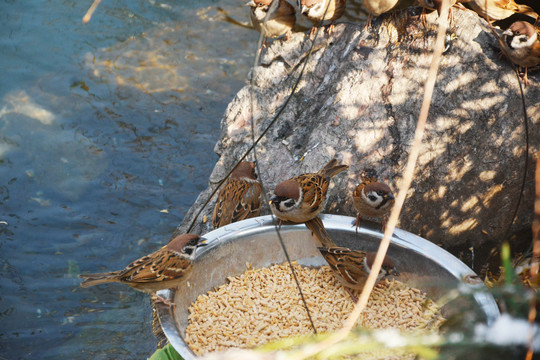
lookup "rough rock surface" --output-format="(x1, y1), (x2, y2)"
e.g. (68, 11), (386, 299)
(175, 8), (540, 257)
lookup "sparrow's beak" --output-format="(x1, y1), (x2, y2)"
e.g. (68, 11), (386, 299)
(301, 5), (309, 14)
(388, 268), (399, 277)
(385, 193), (395, 200)
(197, 237), (208, 247)
(269, 195), (279, 205)
(246, 0), (256, 6)
(502, 29), (512, 37)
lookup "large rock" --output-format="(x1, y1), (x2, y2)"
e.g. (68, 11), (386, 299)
(175, 8), (540, 257)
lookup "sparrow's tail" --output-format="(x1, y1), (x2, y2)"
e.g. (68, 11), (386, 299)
(319, 158), (349, 180)
(305, 217), (336, 247)
(79, 271), (122, 288)
(515, 4), (538, 19)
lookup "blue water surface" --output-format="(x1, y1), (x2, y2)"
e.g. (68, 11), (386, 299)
(0, 0), (258, 358)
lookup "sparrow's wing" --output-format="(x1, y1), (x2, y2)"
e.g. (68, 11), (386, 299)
(353, 183), (364, 198)
(319, 247), (367, 287)
(295, 174), (329, 210)
(231, 181), (262, 222)
(212, 180), (236, 228)
(278, 0), (296, 17)
(360, 174), (378, 185)
(117, 249), (192, 283)
(213, 180), (262, 228)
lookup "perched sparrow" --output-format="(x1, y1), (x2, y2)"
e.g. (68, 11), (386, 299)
(466, 0), (538, 22)
(352, 171), (395, 231)
(363, 0), (399, 19)
(79, 234), (206, 305)
(212, 161), (263, 229)
(318, 246), (398, 301)
(417, 0), (465, 25)
(247, 0), (296, 46)
(362, 0), (414, 27)
(270, 158), (349, 223)
(299, 0), (346, 36)
(499, 21), (540, 85)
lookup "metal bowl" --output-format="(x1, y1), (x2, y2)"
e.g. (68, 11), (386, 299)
(156, 214), (500, 359)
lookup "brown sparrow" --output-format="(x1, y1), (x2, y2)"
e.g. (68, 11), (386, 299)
(363, 0), (399, 19)
(270, 158), (349, 223)
(79, 234), (206, 305)
(466, 0), (538, 22)
(352, 171), (395, 231)
(417, 0), (464, 25)
(247, 0), (296, 46)
(362, 0), (416, 27)
(499, 21), (540, 85)
(212, 161), (263, 229)
(299, 0), (346, 35)
(318, 246), (398, 301)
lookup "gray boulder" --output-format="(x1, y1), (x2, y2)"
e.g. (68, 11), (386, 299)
(175, 7), (539, 256)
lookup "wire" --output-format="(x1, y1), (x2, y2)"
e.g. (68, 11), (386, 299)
(246, 0), (336, 335)
(502, 67), (529, 242)
(186, 1), (331, 236)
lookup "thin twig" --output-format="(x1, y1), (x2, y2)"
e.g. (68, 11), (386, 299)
(485, 23), (531, 243)
(186, 2), (331, 234)
(287, 1), (451, 358)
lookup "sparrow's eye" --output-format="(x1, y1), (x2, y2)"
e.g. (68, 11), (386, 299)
(377, 190), (384, 196)
(284, 199), (296, 208)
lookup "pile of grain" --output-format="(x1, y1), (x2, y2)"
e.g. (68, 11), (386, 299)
(185, 262), (444, 355)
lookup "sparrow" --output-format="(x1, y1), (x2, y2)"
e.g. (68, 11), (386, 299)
(352, 171), (395, 232)
(270, 158), (349, 223)
(499, 20), (540, 85)
(79, 234), (206, 305)
(318, 246), (399, 301)
(417, 0), (465, 25)
(363, 0), (399, 20)
(362, 0), (414, 28)
(247, 0), (296, 46)
(212, 161), (263, 229)
(466, 0), (538, 22)
(299, 0), (346, 36)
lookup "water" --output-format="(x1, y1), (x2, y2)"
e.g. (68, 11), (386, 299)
(0, 0), (260, 358)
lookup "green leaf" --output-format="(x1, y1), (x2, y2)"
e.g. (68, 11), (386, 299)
(148, 344), (183, 360)
(501, 242), (515, 285)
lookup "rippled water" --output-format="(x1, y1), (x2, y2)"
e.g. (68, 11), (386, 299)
(0, 0), (259, 358)
(0, 0), (368, 358)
